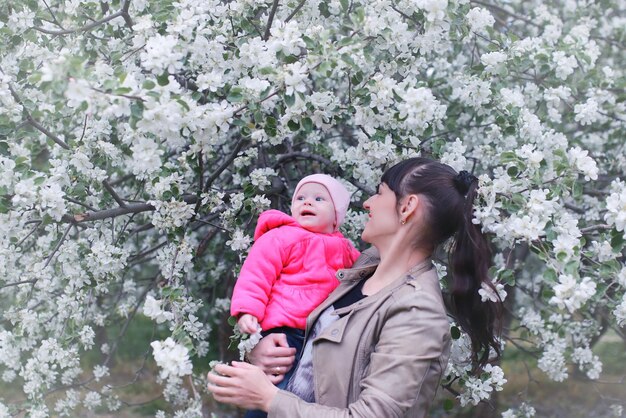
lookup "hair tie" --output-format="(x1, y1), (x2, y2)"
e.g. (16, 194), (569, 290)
(454, 170), (477, 196)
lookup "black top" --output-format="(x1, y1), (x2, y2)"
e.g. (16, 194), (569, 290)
(333, 278), (367, 312)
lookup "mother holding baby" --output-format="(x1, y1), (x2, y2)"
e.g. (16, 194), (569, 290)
(208, 157), (502, 418)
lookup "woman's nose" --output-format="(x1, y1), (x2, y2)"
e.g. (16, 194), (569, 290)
(363, 197), (372, 209)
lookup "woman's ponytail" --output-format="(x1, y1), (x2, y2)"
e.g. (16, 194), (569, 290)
(449, 179), (502, 370)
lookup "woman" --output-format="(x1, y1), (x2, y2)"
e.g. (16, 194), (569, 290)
(208, 158), (502, 417)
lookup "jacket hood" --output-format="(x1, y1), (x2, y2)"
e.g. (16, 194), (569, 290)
(253, 209), (300, 240)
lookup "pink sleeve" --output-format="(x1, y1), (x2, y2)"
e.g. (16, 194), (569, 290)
(230, 232), (285, 322)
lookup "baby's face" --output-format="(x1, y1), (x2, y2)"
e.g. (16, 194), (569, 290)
(291, 183), (336, 234)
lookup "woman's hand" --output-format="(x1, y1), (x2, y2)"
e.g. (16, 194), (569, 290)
(207, 361), (278, 411)
(248, 333), (296, 384)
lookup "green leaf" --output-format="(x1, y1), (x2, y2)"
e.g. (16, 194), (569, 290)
(543, 268), (557, 283)
(301, 117), (313, 132)
(443, 399), (454, 412)
(264, 116), (277, 137)
(500, 269), (515, 286)
(283, 54), (299, 64)
(341, 53), (356, 68)
(319, 1), (330, 17)
(504, 125), (516, 135)
(284, 94), (296, 107)
(450, 326), (461, 340)
(227, 87), (244, 102)
(572, 181), (583, 198)
(287, 120), (300, 131)
(301, 35), (317, 49)
(610, 228), (625, 251)
(232, 118), (248, 127)
(506, 165), (519, 178)
(157, 72), (170, 86)
(351, 71), (364, 85)
(177, 99), (190, 111)
(143, 80), (156, 90)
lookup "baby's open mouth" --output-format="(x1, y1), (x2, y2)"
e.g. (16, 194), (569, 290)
(301, 210), (316, 216)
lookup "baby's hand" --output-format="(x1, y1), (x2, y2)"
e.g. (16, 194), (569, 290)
(237, 314), (260, 334)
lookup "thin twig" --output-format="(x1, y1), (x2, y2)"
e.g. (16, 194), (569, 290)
(0, 279), (37, 289)
(33, 10), (125, 35)
(203, 139), (247, 193)
(64, 195), (97, 211)
(17, 220), (43, 247)
(470, 0), (540, 27)
(285, 0), (306, 22)
(102, 180), (127, 207)
(44, 224), (73, 268)
(42, 0), (65, 30)
(580, 224), (611, 234)
(103, 277), (157, 368)
(3, 79), (71, 150)
(91, 87), (145, 102)
(263, 0), (280, 41)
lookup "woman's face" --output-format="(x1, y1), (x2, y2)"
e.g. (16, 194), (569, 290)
(361, 182), (400, 244)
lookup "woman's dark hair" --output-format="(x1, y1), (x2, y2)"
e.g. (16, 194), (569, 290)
(381, 157), (502, 370)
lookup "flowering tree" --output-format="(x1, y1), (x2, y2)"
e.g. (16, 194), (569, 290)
(0, 0), (624, 416)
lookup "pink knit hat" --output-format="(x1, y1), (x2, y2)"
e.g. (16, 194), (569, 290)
(292, 174), (351, 230)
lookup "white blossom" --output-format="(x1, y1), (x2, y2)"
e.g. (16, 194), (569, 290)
(549, 275), (596, 313)
(226, 229), (253, 252)
(466, 7), (495, 33)
(141, 34), (184, 73)
(143, 295), (174, 324)
(479, 281), (507, 303)
(605, 180), (626, 232)
(151, 338), (193, 379)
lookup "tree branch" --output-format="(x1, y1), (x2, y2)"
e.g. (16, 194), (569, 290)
(33, 0), (133, 35)
(263, 0), (280, 41)
(103, 276), (157, 368)
(6, 83), (71, 150)
(285, 0), (306, 22)
(61, 195), (198, 224)
(102, 180), (127, 208)
(33, 10), (126, 35)
(0, 279), (37, 289)
(203, 139), (247, 193)
(42, 0), (66, 30)
(580, 224), (611, 234)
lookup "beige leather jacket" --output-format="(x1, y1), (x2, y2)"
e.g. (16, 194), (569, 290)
(268, 248), (451, 417)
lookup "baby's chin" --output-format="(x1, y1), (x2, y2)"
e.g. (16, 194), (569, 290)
(297, 219), (334, 234)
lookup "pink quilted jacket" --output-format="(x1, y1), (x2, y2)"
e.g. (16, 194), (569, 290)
(230, 210), (361, 330)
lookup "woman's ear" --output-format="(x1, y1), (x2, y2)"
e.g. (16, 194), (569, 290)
(399, 194), (420, 222)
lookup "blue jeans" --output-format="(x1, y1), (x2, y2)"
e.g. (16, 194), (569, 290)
(244, 327), (305, 418)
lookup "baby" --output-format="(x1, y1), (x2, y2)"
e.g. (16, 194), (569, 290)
(230, 174), (360, 383)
